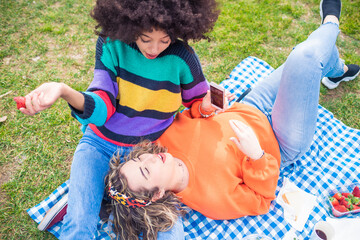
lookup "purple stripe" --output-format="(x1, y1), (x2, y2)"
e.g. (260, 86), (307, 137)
(89, 69), (118, 97)
(103, 112), (174, 136)
(182, 80), (209, 101)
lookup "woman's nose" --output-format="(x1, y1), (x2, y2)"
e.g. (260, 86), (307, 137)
(143, 154), (156, 164)
(149, 43), (160, 54)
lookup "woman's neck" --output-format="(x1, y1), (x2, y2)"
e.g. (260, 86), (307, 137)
(172, 157), (189, 193)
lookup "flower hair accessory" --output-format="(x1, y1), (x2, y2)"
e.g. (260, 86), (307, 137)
(108, 183), (151, 208)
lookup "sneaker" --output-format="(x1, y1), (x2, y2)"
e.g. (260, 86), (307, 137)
(322, 64), (360, 89)
(320, 0), (341, 24)
(38, 193), (68, 231)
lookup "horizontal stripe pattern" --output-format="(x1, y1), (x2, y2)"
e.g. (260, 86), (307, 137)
(118, 105), (176, 120)
(71, 37), (208, 145)
(93, 90), (115, 121)
(182, 80), (209, 103)
(98, 112), (174, 136)
(116, 67), (181, 93)
(89, 118), (172, 145)
(73, 92), (107, 126)
(89, 69), (118, 97)
(103, 41), (195, 85)
(118, 79), (182, 113)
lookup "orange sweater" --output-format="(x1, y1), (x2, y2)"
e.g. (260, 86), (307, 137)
(157, 101), (281, 220)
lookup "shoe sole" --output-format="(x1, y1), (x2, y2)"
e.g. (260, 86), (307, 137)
(37, 194), (68, 231)
(322, 70), (360, 89)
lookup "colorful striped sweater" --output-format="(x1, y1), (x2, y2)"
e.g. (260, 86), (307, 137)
(70, 37), (209, 146)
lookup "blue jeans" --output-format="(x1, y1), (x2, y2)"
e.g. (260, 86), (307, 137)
(242, 22), (344, 167)
(60, 127), (184, 239)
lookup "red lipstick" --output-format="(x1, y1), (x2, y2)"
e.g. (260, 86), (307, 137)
(159, 153), (166, 163)
(146, 53), (158, 59)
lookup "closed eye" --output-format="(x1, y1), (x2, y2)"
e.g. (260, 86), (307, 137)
(132, 158), (148, 180)
(140, 167), (148, 180)
(141, 39), (150, 43)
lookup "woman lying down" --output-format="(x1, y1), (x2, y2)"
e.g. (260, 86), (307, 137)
(106, 97), (281, 239)
(105, 7), (359, 239)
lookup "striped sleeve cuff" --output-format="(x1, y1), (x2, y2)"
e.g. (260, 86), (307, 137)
(70, 92), (107, 126)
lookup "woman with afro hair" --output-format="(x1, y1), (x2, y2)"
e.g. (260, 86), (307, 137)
(20, 0), (220, 239)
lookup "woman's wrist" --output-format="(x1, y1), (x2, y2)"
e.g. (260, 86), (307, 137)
(199, 103), (214, 118)
(251, 150), (265, 161)
(60, 83), (85, 111)
(59, 83), (70, 98)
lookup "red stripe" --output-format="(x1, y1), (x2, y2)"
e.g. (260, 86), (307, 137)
(93, 90), (115, 121)
(183, 97), (204, 108)
(89, 125), (138, 147)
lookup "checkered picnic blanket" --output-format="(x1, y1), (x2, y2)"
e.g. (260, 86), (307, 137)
(27, 56), (360, 239)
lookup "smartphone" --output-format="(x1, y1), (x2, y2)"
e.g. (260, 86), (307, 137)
(210, 82), (225, 110)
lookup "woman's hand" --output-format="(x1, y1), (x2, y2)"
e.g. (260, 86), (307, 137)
(229, 119), (264, 160)
(200, 90), (217, 113)
(20, 82), (85, 116)
(225, 91), (236, 103)
(200, 90), (236, 113)
(20, 82), (66, 116)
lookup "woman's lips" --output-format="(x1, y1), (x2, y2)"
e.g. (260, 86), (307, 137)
(146, 53), (158, 59)
(159, 153), (166, 163)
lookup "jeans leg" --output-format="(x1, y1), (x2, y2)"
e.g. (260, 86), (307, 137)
(242, 64), (284, 118)
(272, 23), (344, 165)
(60, 129), (117, 240)
(157, 217), (184, 240)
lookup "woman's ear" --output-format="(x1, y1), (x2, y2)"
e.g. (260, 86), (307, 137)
(151, 189), (165, 202)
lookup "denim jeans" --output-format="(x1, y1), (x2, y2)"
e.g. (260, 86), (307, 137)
(60, 127), (184, 239)
(242, 22), (344, 167)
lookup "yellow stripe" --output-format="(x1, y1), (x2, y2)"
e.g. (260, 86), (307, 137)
(117, 78), (181, 113)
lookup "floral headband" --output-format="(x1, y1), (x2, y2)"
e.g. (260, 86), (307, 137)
(108, 182), (152, 208)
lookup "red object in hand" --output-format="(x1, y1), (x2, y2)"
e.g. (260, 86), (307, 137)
(14, 96), (26, 109)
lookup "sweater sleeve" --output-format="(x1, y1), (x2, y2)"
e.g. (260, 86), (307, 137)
(180, 49), (209, 108)
(184, 152), (280, 219)
(70, 90), (115, 126)
(178, 100), (214, 119)
(88, 36), (119, 107)
(69, 36), (118, 126)
(188, 100), (212, 118)
(228, 154), (279, 217)
(242, 153), (280, 199)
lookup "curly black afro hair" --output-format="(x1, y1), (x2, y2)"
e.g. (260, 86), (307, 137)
(90, 0), (220, 44)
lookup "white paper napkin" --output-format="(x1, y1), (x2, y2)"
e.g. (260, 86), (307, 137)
(276, 177), (317, 232)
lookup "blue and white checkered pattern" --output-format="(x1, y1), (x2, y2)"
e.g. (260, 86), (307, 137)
(27, 56), (360, 239)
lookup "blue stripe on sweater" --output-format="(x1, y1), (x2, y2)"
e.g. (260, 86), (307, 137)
(74, 92), (107, 126)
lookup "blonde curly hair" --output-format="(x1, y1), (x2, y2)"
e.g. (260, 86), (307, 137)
(104, 140), (188, 240)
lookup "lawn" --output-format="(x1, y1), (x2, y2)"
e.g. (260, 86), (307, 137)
(0, 0), (359, 238)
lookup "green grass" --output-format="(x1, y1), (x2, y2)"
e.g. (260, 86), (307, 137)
(0, 0), (359, 238)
